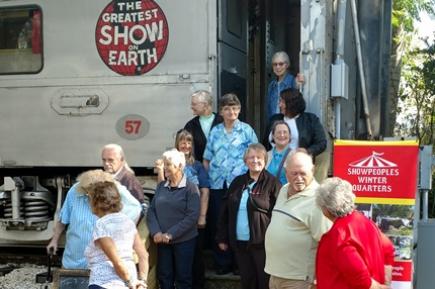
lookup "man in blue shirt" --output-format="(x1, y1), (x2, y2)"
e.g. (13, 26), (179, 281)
(46, 169), (141, 269)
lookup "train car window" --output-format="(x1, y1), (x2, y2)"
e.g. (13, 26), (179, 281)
(0, 6), (42, 74)
(226, 0), (242, 38)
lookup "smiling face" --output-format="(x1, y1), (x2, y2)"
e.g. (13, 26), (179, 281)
(272, 123), (291, 149)
(220, 105), (241, 123)
(163, 159), (181, 179)
(272, 55), (289, 79)
(245, 148), (266, 174)
(177, 139), (192, 156)
(285, 152), (314, 194)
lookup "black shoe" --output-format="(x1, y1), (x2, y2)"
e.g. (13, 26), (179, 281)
(215, 268), (232, 275)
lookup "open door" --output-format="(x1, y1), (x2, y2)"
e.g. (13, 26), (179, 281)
(217, 0), (248, 121)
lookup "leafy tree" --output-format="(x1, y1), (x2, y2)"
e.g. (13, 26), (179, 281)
(387, 0), (435, 136)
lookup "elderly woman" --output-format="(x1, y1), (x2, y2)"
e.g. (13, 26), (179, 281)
(184, 90), (223, 162)
(264, 88), (326, 156)
(216, 143), (281, 289)
(147, 149), (200, 289)
(315, 177), (395, 289)
(46, 170), (142, 269)
(156, 130), (210, 289)
(85, 182), (148, 289)
(266, 120), (292, 185)
(203, 93), (258, 274)
(266, 51), (302, 120)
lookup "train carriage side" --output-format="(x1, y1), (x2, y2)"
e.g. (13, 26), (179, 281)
(0, 0), (218, 243)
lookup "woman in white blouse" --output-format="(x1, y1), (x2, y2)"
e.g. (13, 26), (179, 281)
(85, 181), (148, 289)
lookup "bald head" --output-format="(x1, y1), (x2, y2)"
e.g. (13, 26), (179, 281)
(285, 150), (314, 194)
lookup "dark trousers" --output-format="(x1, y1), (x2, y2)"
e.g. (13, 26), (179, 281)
(234, 241), (269, 289)
(157, 237), (196, 289)
(207, 188), (233, 271)
(192, 228), (205, 289)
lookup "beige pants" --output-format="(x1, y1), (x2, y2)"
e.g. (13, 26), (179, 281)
(269, 275), (311, 289)
(137, 217), (158, 289)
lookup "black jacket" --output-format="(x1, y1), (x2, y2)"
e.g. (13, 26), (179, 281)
(216, 170), (281, 248)
(184, 113), (223, 162)
(262, 112), (327, 157)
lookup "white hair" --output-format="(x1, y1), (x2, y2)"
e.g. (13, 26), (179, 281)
(163, 149), (186, 169)
(102, 143), (134, 173)
(272, 51), (290, 66)
(316, 177), (355, 217)
(285, 149), (313, 169)
(191, 90), (213, 107)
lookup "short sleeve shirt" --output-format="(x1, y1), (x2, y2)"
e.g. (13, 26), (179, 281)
(203, 120), (258, 189)
(59, 182), (141, 269)
(264, 181), (332, 281)
(85, 212), (137, 288)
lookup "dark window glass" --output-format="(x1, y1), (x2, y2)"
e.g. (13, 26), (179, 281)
(226, 0), (242, 37)
(0, 7), (42, 74)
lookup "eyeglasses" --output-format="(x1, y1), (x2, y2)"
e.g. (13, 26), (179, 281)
(272, 62), (286, 67)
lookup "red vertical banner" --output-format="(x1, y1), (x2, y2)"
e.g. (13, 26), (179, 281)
(334, 140), (419, 289)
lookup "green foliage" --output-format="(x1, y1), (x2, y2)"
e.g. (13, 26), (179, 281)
(392, 0), (435, 218)
(396, 37), (435, 146)
(392, 0), (435, 43)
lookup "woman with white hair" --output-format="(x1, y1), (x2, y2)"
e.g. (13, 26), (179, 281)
(147, 149), (200, 289)
(266, 51), (303, 120)
(315, 177), (395, 289)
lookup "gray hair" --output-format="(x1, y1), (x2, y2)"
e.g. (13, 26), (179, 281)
(76, 169), (115, 195)
(191, 90), (213, 107)
(285, 148), (313, 169)
(102, 143), (133, 174)
(243, 143), (268, 164)
(316, 177), (355, 218)
(162, 148), (186, 170)
(272, 51), (290, 66)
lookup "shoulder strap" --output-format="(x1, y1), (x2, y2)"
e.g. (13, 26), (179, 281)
(275, 148), (291, 178)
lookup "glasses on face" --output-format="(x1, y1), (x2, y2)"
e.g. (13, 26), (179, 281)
(272, 62), (286, 67)
(222, 106), (240, 113)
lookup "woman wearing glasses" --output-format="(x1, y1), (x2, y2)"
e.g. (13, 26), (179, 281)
(266, 51), (303, 120)
(216, 143), (281, 289)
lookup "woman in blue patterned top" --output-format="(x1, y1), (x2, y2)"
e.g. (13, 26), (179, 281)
(203, 93), (258, 274)
(266, 120), (292, 185)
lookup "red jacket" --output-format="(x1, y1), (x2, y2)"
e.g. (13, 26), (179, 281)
(316, 211), (394, 289)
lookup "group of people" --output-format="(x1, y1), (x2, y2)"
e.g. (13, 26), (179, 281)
(46, 51), (394, 289)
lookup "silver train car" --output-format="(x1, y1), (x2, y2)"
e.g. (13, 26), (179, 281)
(0, 0), (392, 244)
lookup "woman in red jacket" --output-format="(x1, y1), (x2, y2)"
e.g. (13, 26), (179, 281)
(315, 177), (394, 289)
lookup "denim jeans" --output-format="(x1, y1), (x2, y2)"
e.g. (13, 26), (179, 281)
(157, 237), (196, 289)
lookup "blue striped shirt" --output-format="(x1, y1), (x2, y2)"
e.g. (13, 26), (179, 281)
(59, 182), (141, 269)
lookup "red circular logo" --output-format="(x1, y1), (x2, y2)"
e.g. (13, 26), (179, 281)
(95, 0), (169, 76)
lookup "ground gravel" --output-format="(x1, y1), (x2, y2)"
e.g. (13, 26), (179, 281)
(0, 264), (52, 289)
